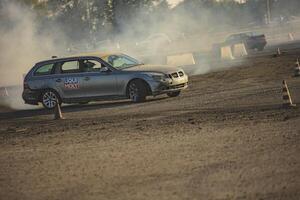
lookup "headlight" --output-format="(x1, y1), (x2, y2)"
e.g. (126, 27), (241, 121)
(147, 73), (170, 81)
(152, 74), (165, 81)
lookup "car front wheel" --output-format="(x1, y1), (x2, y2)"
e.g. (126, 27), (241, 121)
(41, 90), (61, 109)
(167, 91), (181, 97)
(128, 80), (147, 103)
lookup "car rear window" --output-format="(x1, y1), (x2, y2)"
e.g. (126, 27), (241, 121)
(34, 63), (54, 76)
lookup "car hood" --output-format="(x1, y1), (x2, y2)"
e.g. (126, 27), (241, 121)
(122, 64), (181, 74)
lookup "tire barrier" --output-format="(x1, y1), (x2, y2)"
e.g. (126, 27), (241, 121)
(282, 80), (296, 108)
(137, 54), (167, 65)
(166, 53), (196, 66)
(221, 45), (235, 60)
(232, 43), (248, 58)
(295, 59), (300, 77)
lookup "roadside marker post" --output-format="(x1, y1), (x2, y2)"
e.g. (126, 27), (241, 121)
(288, 33), (294, 41)
(54, 100), (64, 120)
(277, 47), (281, 56)
(294, 59), (300, 77)
(282, 80), (296, 108)
(0, 87), (8, 97)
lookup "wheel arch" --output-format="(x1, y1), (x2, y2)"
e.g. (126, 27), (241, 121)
(126, 78), (152, 98)
(38, 88), (62, 103)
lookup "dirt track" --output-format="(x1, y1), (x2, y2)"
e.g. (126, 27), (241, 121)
(0, 49), (300, 199)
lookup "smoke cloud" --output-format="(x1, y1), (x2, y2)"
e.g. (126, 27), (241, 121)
(0, 1), (67, 109)
(0, 2), (67, 86)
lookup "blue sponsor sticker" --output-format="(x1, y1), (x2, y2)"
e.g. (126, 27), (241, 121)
(64, 77), (79, 89)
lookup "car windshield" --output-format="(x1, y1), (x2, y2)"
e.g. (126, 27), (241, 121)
(102, 54), (143, 70)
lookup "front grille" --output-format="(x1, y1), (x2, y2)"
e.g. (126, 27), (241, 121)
(169, 71), (184, 79)
(168, 83), (186, 90)
(171, 72), (179, 78)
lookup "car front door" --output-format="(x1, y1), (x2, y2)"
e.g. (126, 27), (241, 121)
(79, 58), (118, 97)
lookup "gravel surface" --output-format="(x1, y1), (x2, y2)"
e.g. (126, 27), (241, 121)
(0, 50), (299, 200)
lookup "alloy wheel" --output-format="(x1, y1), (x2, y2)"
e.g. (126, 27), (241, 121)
(42, 91), (58, 109)
(129, 82), (139, 102)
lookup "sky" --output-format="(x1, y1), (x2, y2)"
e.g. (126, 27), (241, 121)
(167, 0), (185, 8)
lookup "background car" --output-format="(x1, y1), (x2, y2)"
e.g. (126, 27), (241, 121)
(225, 32), (267, 51)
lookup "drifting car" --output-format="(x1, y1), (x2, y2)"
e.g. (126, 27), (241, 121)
(22, 52), (188, 109)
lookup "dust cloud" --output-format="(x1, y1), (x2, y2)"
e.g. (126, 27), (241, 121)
(0, 1), (66, 109)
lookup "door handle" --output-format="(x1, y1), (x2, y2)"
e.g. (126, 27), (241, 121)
(56, 78), (62, 82)
(84, 77), (90, 81)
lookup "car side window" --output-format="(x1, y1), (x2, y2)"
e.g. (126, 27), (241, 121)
(81, 59), (103, 72)
(34, 63), (54, 76)
(61, 61), (80, 74)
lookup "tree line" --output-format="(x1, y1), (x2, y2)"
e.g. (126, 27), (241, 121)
(2, 0), (300, 43)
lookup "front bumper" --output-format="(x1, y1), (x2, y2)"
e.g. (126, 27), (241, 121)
(153, 83), (188, 95)
(22, 89), (40, 105)
(149, 76), (188, 96)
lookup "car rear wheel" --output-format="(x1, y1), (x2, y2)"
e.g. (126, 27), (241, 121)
(128, 80), (147, 103)
(41, 90), (60, 109)
(167, 91), (181, 97)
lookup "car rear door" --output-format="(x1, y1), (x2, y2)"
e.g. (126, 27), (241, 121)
(53, 59), (87, 99)
(79, 58), (118, 97)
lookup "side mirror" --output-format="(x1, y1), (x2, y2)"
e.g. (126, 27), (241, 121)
(99, 66), (110, 73)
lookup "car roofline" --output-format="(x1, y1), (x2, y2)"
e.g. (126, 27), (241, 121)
(35, 56), (105, 66)
(34, 55), (117, 72)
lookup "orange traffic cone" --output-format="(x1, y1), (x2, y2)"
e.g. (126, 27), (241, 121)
(282, 80), (296, 108)
(54, 100), (64, 120)
(295, 59), (300, 77)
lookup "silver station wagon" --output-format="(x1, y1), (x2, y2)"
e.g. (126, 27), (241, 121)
(22, 52), (188, 109)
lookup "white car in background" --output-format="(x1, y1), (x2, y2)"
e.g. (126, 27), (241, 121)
(136, 33), (172, 50)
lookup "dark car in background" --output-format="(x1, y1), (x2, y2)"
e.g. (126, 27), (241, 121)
(225, 32), (267, 51)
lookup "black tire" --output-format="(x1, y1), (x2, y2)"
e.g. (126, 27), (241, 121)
(41, 89), (61, 109)
(167, 91), (181, 97)
(128, 80), (147, 103)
